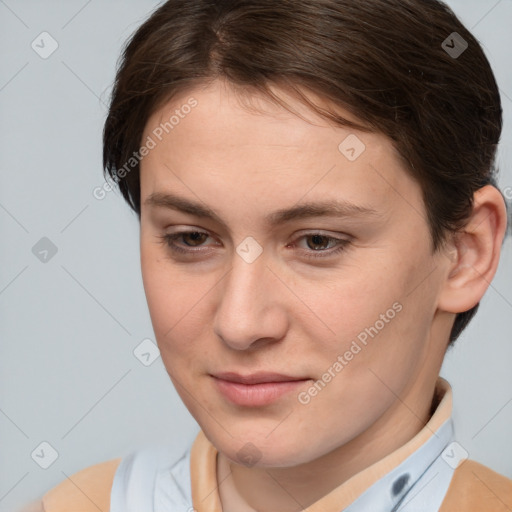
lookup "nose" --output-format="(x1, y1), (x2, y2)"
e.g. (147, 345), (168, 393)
(213, 251), (289, 351)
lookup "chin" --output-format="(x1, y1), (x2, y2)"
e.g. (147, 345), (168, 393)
(210, 430), (315, 469)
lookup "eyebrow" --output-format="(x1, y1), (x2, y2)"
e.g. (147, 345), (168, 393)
(144, 192), (378, 227)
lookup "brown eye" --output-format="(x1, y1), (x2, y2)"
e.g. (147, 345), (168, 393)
(181, 231), (209, 246)
(291, 232), (351, 260)
(158, 230), (216, 256)
(306, 234), (332, 251)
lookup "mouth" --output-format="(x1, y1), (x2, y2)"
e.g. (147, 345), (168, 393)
(210, 372), (311, 407)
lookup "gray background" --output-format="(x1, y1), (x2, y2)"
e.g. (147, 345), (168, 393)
(1, 1), (511, 510)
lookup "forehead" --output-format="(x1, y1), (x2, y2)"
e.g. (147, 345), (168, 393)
(140, 80), (421, 218)
(144, 80), (376, 152)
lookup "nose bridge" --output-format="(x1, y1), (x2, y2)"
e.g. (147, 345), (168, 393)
(213, 252), (287, 350)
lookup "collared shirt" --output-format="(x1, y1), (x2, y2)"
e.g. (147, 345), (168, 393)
(111, 377), (467, 511)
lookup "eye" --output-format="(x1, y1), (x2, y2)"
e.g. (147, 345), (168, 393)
(175, 231), (209, 247)
(157, 229), (217, 255)
(291, 232), (351, 259)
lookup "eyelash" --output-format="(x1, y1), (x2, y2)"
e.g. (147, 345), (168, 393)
(157, 230), (351, 260)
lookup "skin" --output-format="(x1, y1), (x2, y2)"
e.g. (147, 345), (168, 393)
(138, 79), (507, 512)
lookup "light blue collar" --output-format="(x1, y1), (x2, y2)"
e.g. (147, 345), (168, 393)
(344, 418), (460, 512)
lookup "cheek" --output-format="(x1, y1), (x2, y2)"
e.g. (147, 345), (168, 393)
(140, 240), (208, 354)
(297, 248), (435, 374)
(288, 259), (403, 348)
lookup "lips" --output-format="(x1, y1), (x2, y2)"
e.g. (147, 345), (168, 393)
(211, 371), (312, 407)
(212, 371), (309, 385)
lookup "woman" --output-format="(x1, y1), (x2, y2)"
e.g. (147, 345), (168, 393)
(25, 0), (511, 510)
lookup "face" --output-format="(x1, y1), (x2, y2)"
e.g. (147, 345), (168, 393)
(139, 80), (450, 468)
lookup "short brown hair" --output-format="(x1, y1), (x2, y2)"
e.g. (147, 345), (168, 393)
(103, 0), (503, 345)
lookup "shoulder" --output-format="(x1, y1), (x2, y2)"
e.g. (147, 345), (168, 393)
(17, 500), (45, 512)
(40, 458), (122, 512)
(440, 459), (512, 511)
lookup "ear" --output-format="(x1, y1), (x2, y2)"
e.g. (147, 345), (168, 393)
(438, 185), (508, 314)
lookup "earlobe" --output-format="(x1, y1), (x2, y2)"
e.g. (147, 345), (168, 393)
(438, 185), (508, 314)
